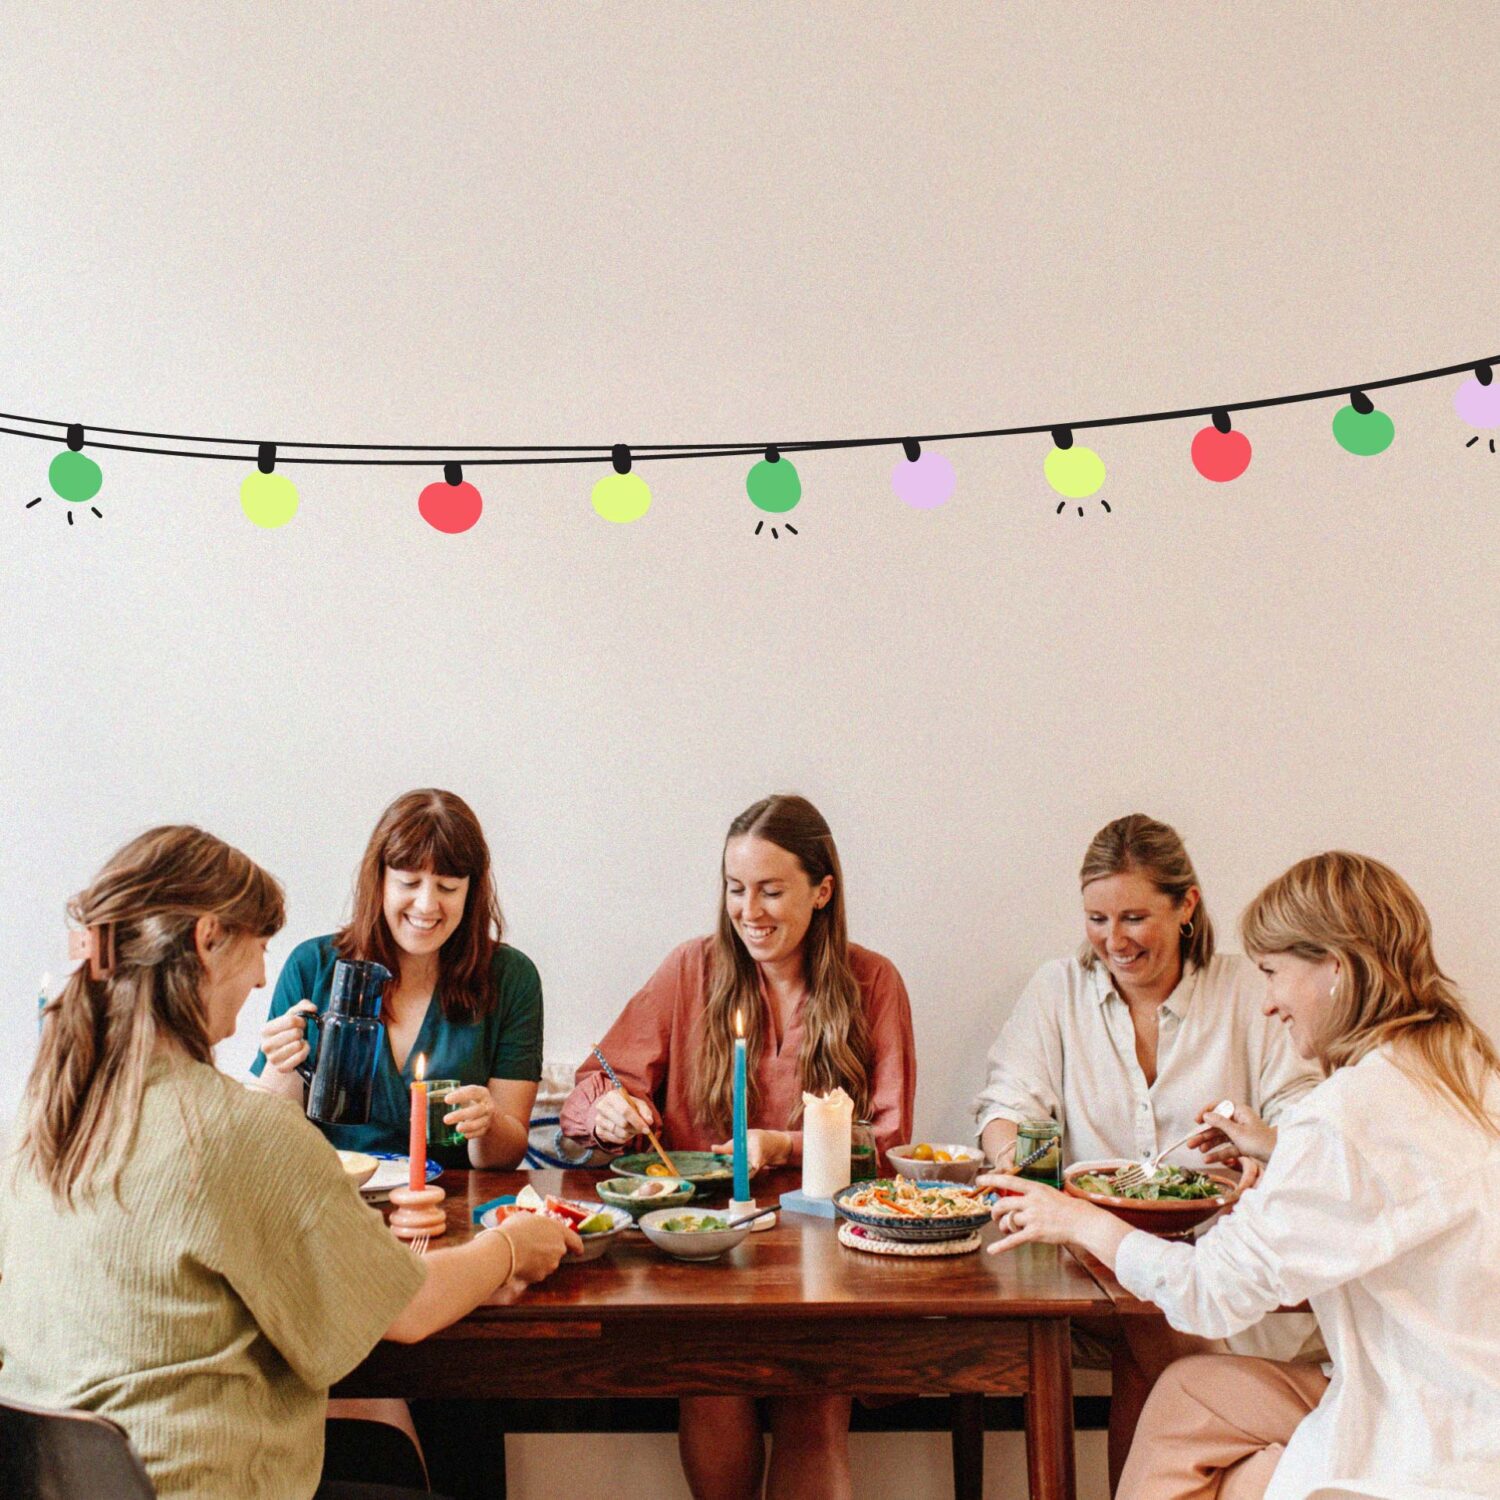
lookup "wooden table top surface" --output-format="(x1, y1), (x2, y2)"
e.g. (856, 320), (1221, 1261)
(407, 1168), (1113, 1322)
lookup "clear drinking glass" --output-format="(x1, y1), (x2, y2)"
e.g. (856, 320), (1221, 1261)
(426, 1080), (466, 1150)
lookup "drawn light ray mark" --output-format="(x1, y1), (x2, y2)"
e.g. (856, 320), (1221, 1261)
(1467, 437), (1479, 447)
(785, 524), (798, 535)
(754, 520), (764, 535)
(91, 506), (103, 518)
(66, 512), (74, 525)
(25, 496), (42, 508)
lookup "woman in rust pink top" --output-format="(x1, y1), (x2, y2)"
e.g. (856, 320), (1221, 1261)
(561, 793), (916, 1500)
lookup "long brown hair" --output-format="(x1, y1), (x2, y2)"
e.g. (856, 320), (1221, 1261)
(1078, 813), (1216, 970)
(18, 826), (285, 1206)
(690, 794), (871, 1134)
(334, 789), (503, 1023)
(1242, 851), (1498, 1135)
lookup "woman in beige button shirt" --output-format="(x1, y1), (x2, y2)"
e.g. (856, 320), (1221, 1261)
(971, 813), (1320, 1484)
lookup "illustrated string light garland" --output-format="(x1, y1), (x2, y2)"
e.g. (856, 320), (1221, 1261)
(7, 354), (1496, 533)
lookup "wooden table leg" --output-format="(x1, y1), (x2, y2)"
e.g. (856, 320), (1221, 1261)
(949, 1392), (983, 1500)
(1025, 1319), (1075, 1500)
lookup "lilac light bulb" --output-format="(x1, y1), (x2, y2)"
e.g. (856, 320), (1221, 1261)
(891, 447), (955, 509)
(1454, 376), (1500, 429)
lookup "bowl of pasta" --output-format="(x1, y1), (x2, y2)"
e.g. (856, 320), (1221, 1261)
(833, 1177), (996, 1242)
(1062, 1159), (1246, 1236)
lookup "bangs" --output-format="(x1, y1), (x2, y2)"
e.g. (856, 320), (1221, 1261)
(380, 799), (487, 880)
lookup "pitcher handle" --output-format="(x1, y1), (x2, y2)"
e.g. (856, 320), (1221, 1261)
(291, 1004), (321, 1088)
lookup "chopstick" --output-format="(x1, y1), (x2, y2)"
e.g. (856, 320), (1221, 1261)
(591, 1045), (682, 1178)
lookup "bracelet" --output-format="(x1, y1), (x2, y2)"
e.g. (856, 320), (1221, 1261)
(479, 1226), (518, 1283)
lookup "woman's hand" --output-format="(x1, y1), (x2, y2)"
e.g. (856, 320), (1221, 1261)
(592, 1087), (660, 1146)
(495, 1214), (582, 1286)
(977, 1173), (1133, 1265)
(1188, 1100), (1277, 1166)
(442, 1084), (496, 1141)
(260, 1000), (316, 1074)
(709, 1128), (793, 1174)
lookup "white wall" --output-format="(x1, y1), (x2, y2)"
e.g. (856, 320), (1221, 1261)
(4, 7), (1499, 1494)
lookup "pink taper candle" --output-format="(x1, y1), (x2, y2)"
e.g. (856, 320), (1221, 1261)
(408, 1053), (427, 1192)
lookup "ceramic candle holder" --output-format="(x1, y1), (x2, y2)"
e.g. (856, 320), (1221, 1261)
(389, 1182), (447, 1241)
(728, 1196), (775, 1233)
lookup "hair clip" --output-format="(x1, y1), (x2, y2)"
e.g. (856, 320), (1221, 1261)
(67, 923), (116, 980)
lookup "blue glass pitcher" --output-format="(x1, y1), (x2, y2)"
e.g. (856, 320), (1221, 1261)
(296, 958), (392, 1126)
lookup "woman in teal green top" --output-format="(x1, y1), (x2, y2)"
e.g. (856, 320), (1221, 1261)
(252, 788), (543, 1169)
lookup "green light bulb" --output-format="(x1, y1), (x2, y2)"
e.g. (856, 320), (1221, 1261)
(49, 450), (103, 503)
(746, 452), (801, 513)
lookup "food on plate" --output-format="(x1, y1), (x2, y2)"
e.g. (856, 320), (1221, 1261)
(906, 1143), (975, 1164)
(657, 1214), (728, 1233)
(840, 1177), (993, 1218)
(625, 1179), (676, 1199)
(1071, 1165), (1222, 1202)
(645, 1163), (675, 1177)
(506, 1184), (618, 1233)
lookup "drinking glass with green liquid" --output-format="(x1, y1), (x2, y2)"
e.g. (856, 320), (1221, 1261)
(850, 1120), (878, 1182)
(426, 1080), (467, 1150)
(1016, 1119), (1062, 1188)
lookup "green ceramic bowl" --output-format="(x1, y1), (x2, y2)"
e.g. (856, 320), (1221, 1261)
(596, 1175), (696, 1221)
(611, 1150), (734, 1185)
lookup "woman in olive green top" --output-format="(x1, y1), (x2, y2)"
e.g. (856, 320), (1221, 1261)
(0, 825), (578, 1500)
(254, 788), (541, 1170)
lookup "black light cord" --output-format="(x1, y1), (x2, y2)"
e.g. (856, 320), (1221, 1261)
(2, 353), (1492, 468)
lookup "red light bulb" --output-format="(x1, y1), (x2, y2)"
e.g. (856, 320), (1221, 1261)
(1191, 412), (1252, 482)
(419, 462), (483, 533)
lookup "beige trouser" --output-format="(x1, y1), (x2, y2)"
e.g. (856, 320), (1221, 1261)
(1116, 1353), (1331, 1500)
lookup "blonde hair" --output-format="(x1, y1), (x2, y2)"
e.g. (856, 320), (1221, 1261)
(1078, 813), (1215, 969)
(1242, 851), (1498, 1135)
(18, 826), (285, 1205)
(690, 795), (871, 1134)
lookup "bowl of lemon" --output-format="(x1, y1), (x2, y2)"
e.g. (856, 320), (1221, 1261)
(886, 1141), (983, 1184)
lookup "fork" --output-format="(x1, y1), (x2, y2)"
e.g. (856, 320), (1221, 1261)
(407, 1234), (430, 1257)
(1110, 1100), (1235, 1192)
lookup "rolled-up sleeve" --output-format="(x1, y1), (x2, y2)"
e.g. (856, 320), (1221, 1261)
(1115, 1111), (1408, 1339)
(971, 963), (1066, 1138)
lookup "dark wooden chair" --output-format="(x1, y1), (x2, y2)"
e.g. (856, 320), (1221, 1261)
(0, 1393), (155, 1500)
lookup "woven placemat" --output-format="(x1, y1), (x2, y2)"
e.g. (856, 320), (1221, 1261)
(837, 1222), (982, 1257)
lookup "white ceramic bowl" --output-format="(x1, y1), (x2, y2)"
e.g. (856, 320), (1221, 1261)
(886, 1142), (984, 1184)
(639, 1208), (751, 1261)
(335, 1150), (378, 1189)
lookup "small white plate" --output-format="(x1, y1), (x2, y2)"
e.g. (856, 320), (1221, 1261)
(360, 1155), (442, 1201)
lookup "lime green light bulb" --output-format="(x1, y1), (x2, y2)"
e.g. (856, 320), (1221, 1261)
(240, 444), (299, 528)
(746, 448), (801, 513)
(592, 447), (651, 523)
(1044, 436), (1105, 499)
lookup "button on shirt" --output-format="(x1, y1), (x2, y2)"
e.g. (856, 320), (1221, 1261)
(1115, 1049), (1500, 1500)
(971, 953), (1319, 1167)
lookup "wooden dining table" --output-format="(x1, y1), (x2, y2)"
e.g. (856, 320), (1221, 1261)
(334, 1167), (1115, 1500)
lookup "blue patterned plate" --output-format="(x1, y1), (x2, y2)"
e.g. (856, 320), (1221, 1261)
(833, 1178), (996, 1242)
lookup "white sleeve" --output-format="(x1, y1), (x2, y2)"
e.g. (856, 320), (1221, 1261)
(971, 964), (1065, 1137)
(1114, 1107), (1432, 1339)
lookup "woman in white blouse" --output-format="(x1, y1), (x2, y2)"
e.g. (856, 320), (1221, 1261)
(972, 814), (1318, 1173)
(984, 851), (1500, 1500)
(972, 814), (1322, 1484)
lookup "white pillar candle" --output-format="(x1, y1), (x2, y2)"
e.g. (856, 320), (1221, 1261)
(801, 1087), (853, 1199)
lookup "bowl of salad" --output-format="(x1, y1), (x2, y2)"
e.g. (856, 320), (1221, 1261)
(638, 1209), (751, 1261)
(1063, 1159), (1246, 1236)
